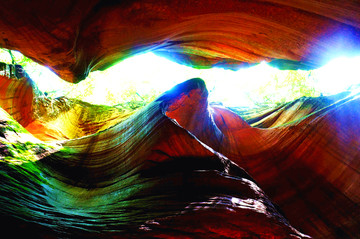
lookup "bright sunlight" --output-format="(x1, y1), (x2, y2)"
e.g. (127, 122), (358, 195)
(1, 49), (360, 109)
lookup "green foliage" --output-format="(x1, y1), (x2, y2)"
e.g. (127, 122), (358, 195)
(0, 48), (34, 66)
(63, 77), (96, 101)
(0, 49), (13, 63)
(248, 70), (321, 107)
(107, 87), (159, 110)
(0, 48), (322, 110)
(61, 74), (161, 111)
(0, 111), (58, 165)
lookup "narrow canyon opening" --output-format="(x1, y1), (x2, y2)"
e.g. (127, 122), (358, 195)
(1, 1), (360, 238)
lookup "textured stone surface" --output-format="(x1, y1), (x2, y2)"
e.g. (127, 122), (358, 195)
(0, 75), (359, 238)
(0, 76), (309, 238)
(0, 74), (34, 126)
(1, 0), (360, 82)
(0, 1), (360, 238)
(164, 79), (360, 239)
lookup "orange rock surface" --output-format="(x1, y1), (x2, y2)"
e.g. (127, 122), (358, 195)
(0, 76), (310, 238)
(0, 1), (360, 238)
(165, 79), (360, 238)
(0, 74), (359, 238)
(1, 0), (360, 82)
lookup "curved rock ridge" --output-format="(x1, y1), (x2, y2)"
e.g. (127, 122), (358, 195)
(0, 74), (35, 127)
(245, 91), (353, 128)
(1, 74), (360, 238)
(0, 74), (133, 141)
(0, 76), (309, 238)
(1, 0), (360, 82)
(27, 97), (134, 141)
(164, 79), (360, 239)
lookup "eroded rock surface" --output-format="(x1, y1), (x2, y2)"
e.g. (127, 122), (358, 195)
(0, 75), (359, 238)
(0, 76), (310, 238)
(165, 79), (360, 238)
(1, 0), (360, 82)
(1, 1), (360, 237)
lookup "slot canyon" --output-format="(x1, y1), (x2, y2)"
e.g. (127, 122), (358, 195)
(0, 1), (360, 238)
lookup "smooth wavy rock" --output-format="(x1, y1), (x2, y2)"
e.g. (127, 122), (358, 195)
(27, 97), (133, 141)
(1, 0), (360, 82)
(165, 79), (360, 239)
(1, 73), (360, 238)
(245, 91), (353, 128)
(0, 74), (35, 127)
(0, 76), (309, 238)
(0, 74), (131, 141)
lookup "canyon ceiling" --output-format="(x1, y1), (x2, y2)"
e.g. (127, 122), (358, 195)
(0, 1), (360, 239)
(1, 0), (360, 82)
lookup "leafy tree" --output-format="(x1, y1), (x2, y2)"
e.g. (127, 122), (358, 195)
(249, 70), (320, 107)
(1, 48), (322, 110)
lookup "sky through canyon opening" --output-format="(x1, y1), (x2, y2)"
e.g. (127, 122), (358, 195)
(1, 49), (360, 112)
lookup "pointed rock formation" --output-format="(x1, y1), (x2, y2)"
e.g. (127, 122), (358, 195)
(0, 76), (311, 238)
(164, 79), (360, 239)
(0, 1), (360, 238)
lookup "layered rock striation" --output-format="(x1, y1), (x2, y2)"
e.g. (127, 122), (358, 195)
(1, 0), (360, 82)
(0, 75), (310, 238)
(0, 75), (359, 238)
(0, 1), (360, 237)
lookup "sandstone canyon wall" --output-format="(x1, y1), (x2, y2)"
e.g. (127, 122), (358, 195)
(0, 1), (360, 238)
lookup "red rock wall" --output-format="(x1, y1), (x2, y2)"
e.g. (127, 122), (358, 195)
(0, 1), (360, 238)
(1, 0), (360, 82)
(0, 75), (34, 126)
(164, 79), (360, 238)
(1, 76), (358, 238)
(0, 78), (310, 238)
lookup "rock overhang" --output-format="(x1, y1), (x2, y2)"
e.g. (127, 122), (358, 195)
(0, 0), (359, 83)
